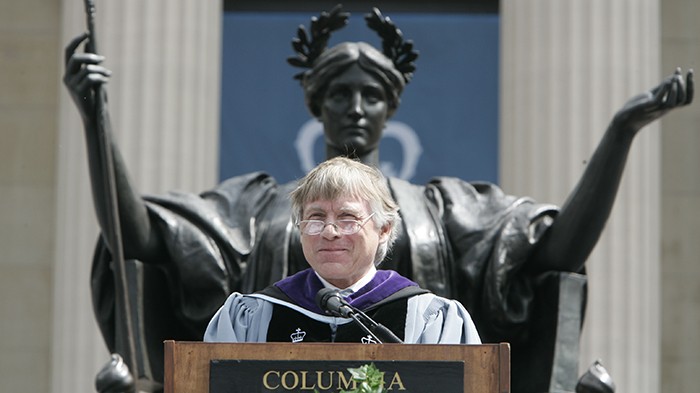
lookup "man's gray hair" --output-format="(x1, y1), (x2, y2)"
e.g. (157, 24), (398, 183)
(290, 156), (401, 264)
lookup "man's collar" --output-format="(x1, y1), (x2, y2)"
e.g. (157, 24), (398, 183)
(315, 265), (378, 296)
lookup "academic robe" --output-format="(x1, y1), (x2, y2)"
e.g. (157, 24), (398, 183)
(204, 268), (481, 345)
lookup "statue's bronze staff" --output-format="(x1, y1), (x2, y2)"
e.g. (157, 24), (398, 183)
(82, 0), (139, 385)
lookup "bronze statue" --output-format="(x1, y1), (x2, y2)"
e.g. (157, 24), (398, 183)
(63, 5), (693, 393)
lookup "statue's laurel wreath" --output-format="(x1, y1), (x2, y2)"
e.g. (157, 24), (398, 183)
(287, 4), (419, 84)
(287, 4), (349, 81)
(364, 7), (418, 83)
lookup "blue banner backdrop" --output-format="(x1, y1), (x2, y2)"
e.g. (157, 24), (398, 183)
(220, 11), (499, 185)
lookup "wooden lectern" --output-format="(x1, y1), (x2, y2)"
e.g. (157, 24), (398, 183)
(164, 341), (510, 392)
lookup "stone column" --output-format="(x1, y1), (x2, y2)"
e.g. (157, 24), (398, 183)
(52, 1), (221, 391)
(501, 1), (661, 392)
(660, 1), (700, 391)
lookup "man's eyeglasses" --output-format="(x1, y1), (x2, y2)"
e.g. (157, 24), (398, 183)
(297, 212), (376, 236)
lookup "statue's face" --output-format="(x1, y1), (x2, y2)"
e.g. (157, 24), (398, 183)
(320, 63), (389, 156)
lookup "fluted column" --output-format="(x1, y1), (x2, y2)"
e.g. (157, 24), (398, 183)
(501, 1), (661, 392)
(53, 1), (221, 392)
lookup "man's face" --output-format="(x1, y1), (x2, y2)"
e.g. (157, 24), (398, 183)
(320, 63), (389, 156)
(299, 196), (389, 289)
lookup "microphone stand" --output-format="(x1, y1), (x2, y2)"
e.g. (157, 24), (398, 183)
(350, 308), (403, 344)
(317, 288), (403, 344)
(348, 313), (384, 344)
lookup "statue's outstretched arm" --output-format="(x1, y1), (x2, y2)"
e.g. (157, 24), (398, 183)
(529, 69), (694, 273)
(63, 33), (165, 262)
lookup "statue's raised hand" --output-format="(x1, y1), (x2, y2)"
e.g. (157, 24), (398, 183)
(62, 33), (159, 261)
(532, 68), (694, 274)
(612, 68), (694, 137)
(63, 33), (112, 123)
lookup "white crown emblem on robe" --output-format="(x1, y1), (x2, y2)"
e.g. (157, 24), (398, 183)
(291, 328), (307, 343)
(361, 335), (379, 344)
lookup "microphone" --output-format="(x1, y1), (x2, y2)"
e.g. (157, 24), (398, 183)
(316, 288), (354, 318)
(315, 288), (403, 344)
